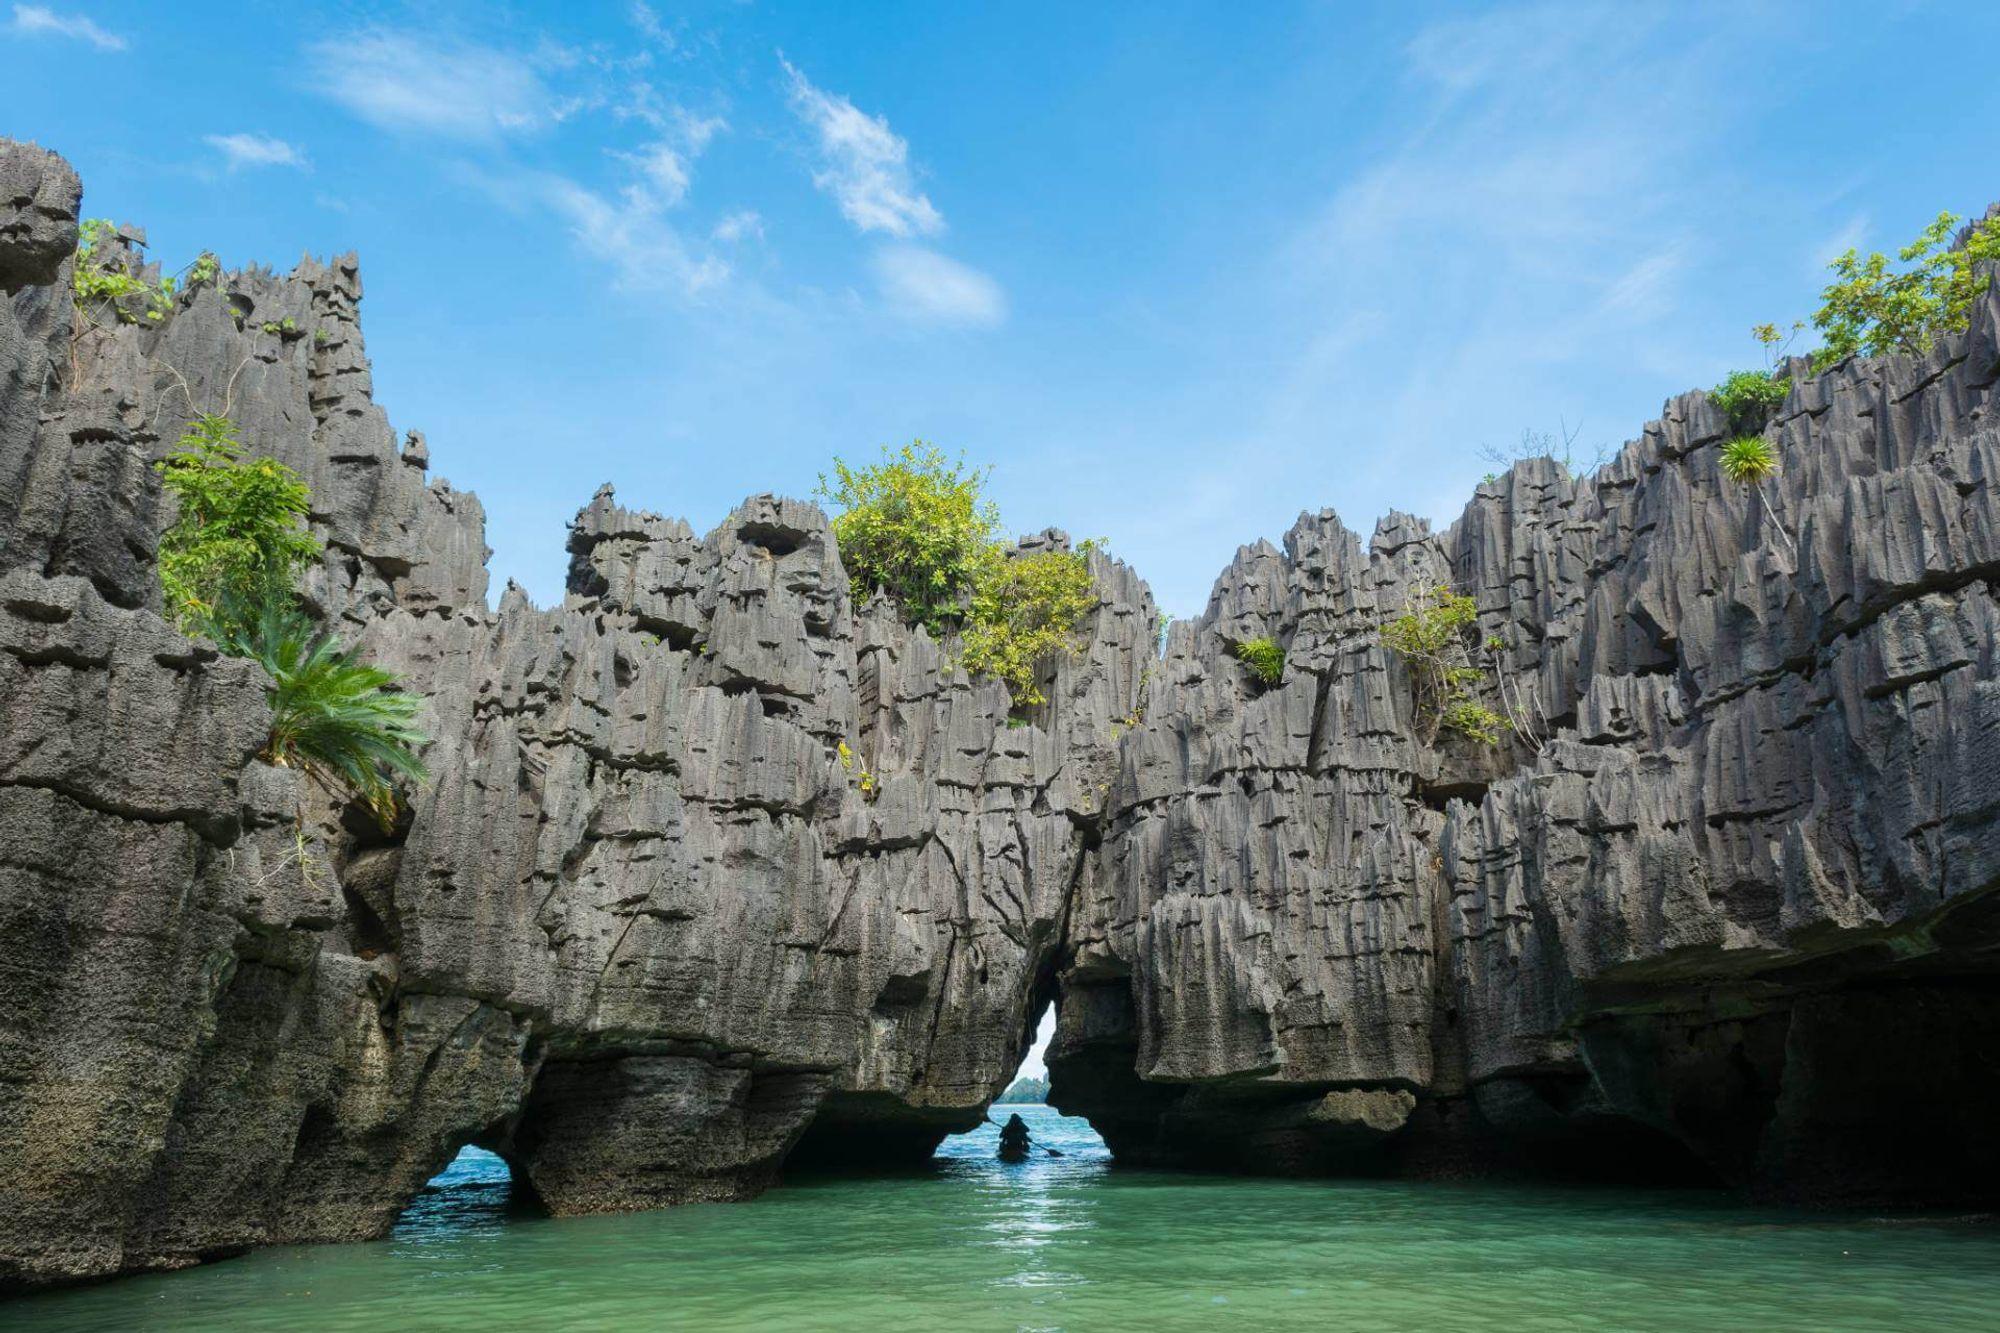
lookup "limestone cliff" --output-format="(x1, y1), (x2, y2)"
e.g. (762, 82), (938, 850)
(1051, 255), (2000, 1204)
(3, 138), (1997, 1292)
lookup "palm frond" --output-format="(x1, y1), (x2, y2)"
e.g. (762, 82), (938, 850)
(214, 594), (430, 827)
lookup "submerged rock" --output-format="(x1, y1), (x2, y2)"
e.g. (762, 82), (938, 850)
(2, 137), (1998, 1290)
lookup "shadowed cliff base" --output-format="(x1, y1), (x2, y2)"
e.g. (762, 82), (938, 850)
(4, 136), (2000, 1291)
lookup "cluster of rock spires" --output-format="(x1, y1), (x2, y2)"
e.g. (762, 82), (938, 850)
(2, 137), (1996, 1291)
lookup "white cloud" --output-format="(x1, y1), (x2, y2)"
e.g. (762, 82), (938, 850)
(1599, 241), (1688, 318)
(872, 246), (1004, 327)
(311, 32), (566, 141)
(545, 174), (729, 296)
(9, 4), (124, 50)
(617, 142), (695, 206)
(204, 132), (309, 172)
(780, 56), (944, 238)
(712, 210), (763, 244)
(608, 105), (724, 211)
(630, 2), (674, 49)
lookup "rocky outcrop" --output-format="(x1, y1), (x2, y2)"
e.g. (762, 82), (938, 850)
(1050, 257), (2000, 1204)
(2, 137), (1998, 1291)
(0, 138), (1152, 1288)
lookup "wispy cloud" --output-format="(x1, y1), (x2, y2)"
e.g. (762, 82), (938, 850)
(9, 4), (124, 51)
(609, 109), (724, 208)
(310, 32), (569, 141)
(204, 132), (308, 172)
(1598, 241), (1688, 318)
(780, 56), (944, 237)
(1271, 4), (1719, 450)
(630, 1), (675, 50)
(872, 246), (1005, 327)
(712, 210), (763, 244)
(543, 173), (730, 296)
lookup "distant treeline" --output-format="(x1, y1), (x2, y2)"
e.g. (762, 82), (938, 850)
(995, 1076), (1049, 1104)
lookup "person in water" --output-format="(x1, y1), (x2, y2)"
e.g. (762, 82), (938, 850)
(997, 1113), (1032, 1160)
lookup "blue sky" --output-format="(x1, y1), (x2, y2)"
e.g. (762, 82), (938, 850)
(8, 1), (1998, 616)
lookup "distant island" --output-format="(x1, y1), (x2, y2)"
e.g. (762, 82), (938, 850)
(995, 1076), (1049, 1104)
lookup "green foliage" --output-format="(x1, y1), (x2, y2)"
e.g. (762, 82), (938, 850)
(836, 739), (877, 799)
(1380, 584), (1509, 747)
(819, 443), (1096, 707)
(211, 595), (429, 829)
(1234, 636), (1285, 685)
(817, 443), (1000, 634)
(155, 414), (321, 637)
(1807, 210), (2000, 370)
(261, 317), (299, 337)
(1710, 369), (1789, 432)
(959, 546), (1096, 708)
(187, 251), (222, 290)
(1719, 434), (1780, 485)
(72, 219), (176, 324)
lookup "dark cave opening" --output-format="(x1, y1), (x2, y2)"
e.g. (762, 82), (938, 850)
(784, 991), (1089, 1176)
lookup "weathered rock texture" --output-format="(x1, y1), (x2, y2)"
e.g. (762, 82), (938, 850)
(2, 138), (1998, 1290)
(0, 139), (1151, 1289)
(1050, 246), (2000, 1205)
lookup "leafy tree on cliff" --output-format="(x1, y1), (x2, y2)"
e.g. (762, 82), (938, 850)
(818, 443), (1097, 708)
(156, 413), (320, 638)
(1803, 209), (2000, 369)
(155, 413), (428, 825)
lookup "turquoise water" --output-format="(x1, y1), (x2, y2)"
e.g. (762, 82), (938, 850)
(13, 1104), (2000, 1330)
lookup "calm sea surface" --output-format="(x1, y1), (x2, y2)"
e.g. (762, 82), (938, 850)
(13, 1104), (2000, 1331)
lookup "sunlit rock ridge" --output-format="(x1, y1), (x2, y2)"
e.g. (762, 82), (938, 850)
(3, 138), (1996, 1290)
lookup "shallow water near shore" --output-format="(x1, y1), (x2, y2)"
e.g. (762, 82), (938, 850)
(14, 1105), (2000, 1331)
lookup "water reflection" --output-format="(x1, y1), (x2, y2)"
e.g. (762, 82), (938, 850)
(931, 1106), (1107, 1307)
(13, 1105), (2000, 1332)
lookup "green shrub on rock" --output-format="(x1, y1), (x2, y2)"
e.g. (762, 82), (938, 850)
(1710, 369), (1789, 433)
(1234, 637), (1284, 685)
(156, 412), (428, 825)
(72, 218), (175, 324)
(1805, 210), (2000, 369)
(816, 442), (1000, 635)
(1380, 584), (1508, 747)
(960, 546), (1098, 707)
(818, 442), (1096, 708)
(156, 413), (320, 638)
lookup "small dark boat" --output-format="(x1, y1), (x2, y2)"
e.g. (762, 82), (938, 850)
(995, 1112), (1033, 1162)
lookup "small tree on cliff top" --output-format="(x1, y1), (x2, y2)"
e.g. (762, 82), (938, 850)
(817, 442), (1000, 635)
(1804, 210), (2000, 369)
(817, 443), (1096, 707)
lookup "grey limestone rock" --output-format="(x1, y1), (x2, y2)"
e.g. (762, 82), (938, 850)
(4, 138), (1999, 1291)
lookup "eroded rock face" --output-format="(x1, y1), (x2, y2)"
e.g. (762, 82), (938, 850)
(2, 137), (1998, 1291)
(0, 138), (1152, 1287)
(1051, 257), (2000, 1203)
